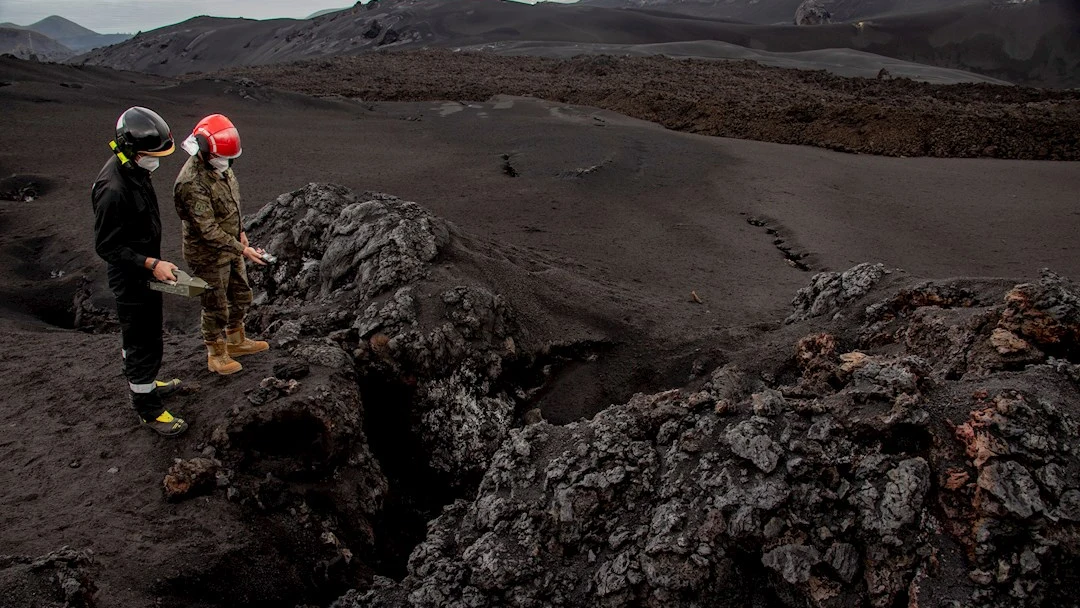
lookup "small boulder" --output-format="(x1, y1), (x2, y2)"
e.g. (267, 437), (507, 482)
(762, 544), (821, 584)
(724, 418), (782, 473)
(163, 457), (220, 502)
(977, 460), (1045, 519)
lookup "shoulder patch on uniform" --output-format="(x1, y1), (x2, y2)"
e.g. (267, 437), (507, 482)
(193, 197), (212, 215)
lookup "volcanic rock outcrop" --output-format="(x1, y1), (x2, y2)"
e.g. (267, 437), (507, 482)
(224, 182), (639, 583)
(243, 184), (554, 487)
(188, 352), (389, 603)
(333, 268), (1080, 608)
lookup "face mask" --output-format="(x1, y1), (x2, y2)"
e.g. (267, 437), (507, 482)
(135, 156), (160, 172)
(208, 157), (231, 174)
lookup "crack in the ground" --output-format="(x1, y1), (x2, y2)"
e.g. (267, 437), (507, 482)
(747, 216), (811, 271)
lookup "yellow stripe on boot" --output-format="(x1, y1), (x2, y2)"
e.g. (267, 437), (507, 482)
(143, 410), (188, 437)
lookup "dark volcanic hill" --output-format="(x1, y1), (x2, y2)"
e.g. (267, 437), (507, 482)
(73, 0), (1080, 87)
(4, 16), (130, 53)
(18, 15), (99, 40)
(0, 26), (73, 61)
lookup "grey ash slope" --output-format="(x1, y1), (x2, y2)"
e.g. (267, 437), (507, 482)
(575, 0), (984, 23)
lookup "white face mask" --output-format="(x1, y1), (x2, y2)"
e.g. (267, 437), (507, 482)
(208, 157), (231, 174)
(135, 155), (160, 172)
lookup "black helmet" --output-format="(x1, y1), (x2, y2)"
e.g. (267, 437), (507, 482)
(114, 106), (175, 157)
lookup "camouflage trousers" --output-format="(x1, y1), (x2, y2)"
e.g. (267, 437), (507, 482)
(191, 256), (253, 342)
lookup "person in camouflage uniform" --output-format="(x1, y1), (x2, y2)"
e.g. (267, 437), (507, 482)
(173, 114), (269, 375)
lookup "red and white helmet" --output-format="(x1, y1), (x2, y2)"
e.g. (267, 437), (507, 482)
(181, 114), (242, 159)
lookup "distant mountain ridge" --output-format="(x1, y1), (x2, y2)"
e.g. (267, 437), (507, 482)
(0, 26), (74, 61)
(22, 15), (99, 40)
(1, 15), (131, 53)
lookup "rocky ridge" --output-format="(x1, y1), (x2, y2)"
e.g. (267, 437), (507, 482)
(243, 184), (537, 486)
(213, 182), (654, 584)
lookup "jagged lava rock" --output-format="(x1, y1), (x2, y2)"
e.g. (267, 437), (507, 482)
(336, 265), (1080, 608)
(244, 184), (545, 485)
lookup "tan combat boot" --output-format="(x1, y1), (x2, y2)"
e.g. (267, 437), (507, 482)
(226, 325), (270, 357)
(206, 339), (243, 375)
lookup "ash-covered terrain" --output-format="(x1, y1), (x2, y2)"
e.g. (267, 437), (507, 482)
(576, 0), (985, 23)
(5, 180), (1079, 607)
(0, 4), (1078, 604)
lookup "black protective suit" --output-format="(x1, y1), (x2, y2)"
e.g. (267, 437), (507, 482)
(91, 155), (165, 421)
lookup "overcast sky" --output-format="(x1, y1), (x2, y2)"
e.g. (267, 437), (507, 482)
(0, 0), (580, 35)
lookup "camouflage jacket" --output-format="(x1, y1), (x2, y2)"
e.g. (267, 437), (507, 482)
(173, 156), (245, 266)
